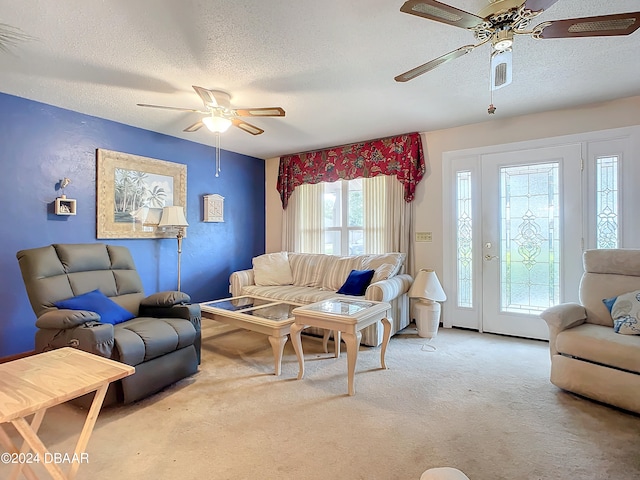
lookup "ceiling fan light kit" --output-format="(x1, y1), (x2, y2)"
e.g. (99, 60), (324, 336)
(202, 115), (232, 133)
(137, 85), (285, 177)
(396, 0), (640, 114)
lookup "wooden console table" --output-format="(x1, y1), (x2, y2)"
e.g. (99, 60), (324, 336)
(0, 347), (134, 480)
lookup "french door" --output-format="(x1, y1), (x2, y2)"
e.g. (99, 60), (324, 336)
(443, 127), (639, 340)
(480, 145), (583, 339)
(444, 144), (583, 340)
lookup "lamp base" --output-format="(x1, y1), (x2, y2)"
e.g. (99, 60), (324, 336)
(413, 300), (441, 339)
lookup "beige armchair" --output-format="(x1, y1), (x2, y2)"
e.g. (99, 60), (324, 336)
(540, 249), (640, 414)
(17, 243), (201, 405)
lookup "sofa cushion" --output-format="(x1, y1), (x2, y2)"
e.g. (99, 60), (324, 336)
(242, 285), (356, 305)
(54, 289), (135, 325)
(337, 269), (375, 296)
(611, 290), (640, 335)
(322, 256), (362, 291)
(252, 252), (293, 286)
(289, 253), (329, 288)
(371, 263), (398, 283)
(555, 323), (640, 373)
(362, 253), (405, 277)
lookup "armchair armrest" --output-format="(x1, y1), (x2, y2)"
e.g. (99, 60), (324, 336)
(540, 302), (587, 357)
(140, 291), (191, 307)
(365, 274), (413, 302)
(540, 303), (586, 331)
(35, 309), (100, 329)
(229, 269), (255, 297)
(36, 320), (115, 358)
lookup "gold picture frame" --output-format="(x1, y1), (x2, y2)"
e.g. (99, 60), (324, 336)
(96, 149), (187, 239)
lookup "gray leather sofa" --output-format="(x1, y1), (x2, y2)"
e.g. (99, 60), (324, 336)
(17, 243), (201, 405)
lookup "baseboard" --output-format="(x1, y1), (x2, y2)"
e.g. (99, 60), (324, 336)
(0, 350), (35, 363)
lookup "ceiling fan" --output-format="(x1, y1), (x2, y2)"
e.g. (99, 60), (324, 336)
(137, 85), (285, 135)
(395, 0), (640, 94)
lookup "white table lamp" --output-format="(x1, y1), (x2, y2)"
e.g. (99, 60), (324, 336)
(158, 206), (189, 291)
(409, 269), (447, 338)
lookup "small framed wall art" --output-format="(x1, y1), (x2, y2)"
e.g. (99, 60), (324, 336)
(204, 194), (224, 222)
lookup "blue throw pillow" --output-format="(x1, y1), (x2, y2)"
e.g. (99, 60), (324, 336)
(603, 295), (618, 313)
(337, 269), (375, 296)
(54, 289), (135, 325)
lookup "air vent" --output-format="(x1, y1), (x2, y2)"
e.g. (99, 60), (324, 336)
(494, 63), (508, 87)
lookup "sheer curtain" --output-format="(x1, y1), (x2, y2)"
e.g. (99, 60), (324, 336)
(281, 183), (324, 253)
(284, 176), (414, 275)
(363, 175), (414, 275)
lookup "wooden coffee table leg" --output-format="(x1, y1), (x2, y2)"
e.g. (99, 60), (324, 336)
(268, 334), (288, 376)
(343, 330), (362, 396)
(290, 322), (306, 380)
(380, 316), (391, 370)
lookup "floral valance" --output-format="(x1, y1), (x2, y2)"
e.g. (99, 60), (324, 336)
(277, 132), (425, 208)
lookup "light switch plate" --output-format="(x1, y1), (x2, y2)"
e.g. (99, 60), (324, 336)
(416, 232), (432, 242)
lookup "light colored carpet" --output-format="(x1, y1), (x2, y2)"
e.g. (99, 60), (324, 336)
(2, 324), (639, 480)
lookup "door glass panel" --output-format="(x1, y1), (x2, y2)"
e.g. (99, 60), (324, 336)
(500, 163), (560, 314)
(596, 156), (618, 249)
(456, 171), (473, 308)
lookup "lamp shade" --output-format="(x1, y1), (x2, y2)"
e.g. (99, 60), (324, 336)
(409, 269), (446, 302)
(202, 115), (232, 133)
(158, 206), (189, 227)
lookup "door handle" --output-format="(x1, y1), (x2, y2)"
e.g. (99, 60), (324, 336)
(484, 254), (498, 261)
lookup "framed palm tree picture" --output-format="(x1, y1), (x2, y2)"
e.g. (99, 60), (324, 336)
(96, 149), (187, 239)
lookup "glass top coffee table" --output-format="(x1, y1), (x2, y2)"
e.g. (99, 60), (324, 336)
(290, 298), (392, 396)
(200, 296), (304, 376)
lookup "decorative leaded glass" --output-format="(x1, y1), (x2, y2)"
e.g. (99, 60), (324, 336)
(596, 156), (619, 249)
(456, 171), (473, 308)
(500, 163), (560, 314)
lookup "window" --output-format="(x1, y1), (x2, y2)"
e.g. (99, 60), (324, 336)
(456, 171), (473, 308)
(322, 179), (363, 255)
(595, 155), (619, 249)
(284, 174), (411, 259)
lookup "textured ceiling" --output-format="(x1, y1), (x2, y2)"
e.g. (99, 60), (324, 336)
(1, 0), (639, 159)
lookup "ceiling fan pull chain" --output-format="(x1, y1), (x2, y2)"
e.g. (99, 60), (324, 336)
(215, 131), (221, 177)
(488, 55), (496, 115)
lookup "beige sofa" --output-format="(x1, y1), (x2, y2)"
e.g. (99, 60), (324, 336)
(230, 252), (412, 347)
(540, 249), (640, 414)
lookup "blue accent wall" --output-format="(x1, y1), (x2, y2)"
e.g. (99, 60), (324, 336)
(0, 92), (265, 357)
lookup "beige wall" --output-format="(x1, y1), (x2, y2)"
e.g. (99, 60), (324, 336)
(266, 95), (640, 276)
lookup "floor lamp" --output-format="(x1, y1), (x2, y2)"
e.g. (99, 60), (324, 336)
(409, 269), (447, 338)
(158, 206), (189, 292)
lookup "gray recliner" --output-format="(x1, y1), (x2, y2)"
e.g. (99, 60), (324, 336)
(17, 243), (201, 405)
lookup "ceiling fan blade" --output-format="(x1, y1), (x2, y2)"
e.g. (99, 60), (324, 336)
(491, 50), (512, 91)
(522, 0), (560, 14)
(183, 121), (204, 132)
(400, 0), (486, 29)
(536, 12), (640, 38)
(233, 107), (286, 117)
(192, 85), (219, 108)
(231, 118), (264, 135)
(137, 103), (207, 113)
(395, 44), (475, 82)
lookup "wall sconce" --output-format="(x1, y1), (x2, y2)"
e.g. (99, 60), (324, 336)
(55, 177), (77, 215)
